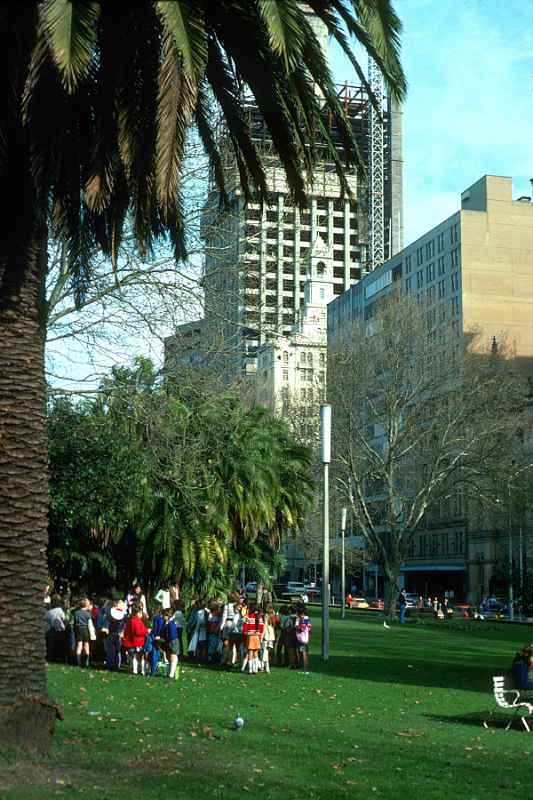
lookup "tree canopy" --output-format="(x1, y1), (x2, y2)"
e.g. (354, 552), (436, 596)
(48, 359), (314, 598)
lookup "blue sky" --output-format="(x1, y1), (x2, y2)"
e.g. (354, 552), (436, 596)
(330, 0), (533, 243)
(49, 2), (533, 387)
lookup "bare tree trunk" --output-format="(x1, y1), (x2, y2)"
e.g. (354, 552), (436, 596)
(383, 563), (400, 621)
(0, 227), (61, 751)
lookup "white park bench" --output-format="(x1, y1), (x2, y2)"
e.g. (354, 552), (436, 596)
(485, 675), (533, 731)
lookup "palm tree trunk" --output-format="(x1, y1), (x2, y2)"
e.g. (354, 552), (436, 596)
(0, 226), (61, 751)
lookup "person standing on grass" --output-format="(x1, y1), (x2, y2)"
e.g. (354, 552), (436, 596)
(102, 596), (126, 671)
(512, 646), (533, 698)
(172, 601), (186, 657)
(123, 604), (149, 676)
(74, 597), (93, 667)
(207, 602), (222, 663)
(295, 606), (312, 673)
(126, 582), (147, 615)
(286, 606), (299, 669)
(242, 603), (264, 674)
(219, 593), (238, 668)
(261, 605), (277, 672)
(45, 594), (66, 662)
(398, 589), (407, 624)
(276, 605), (290, 666)
(161, 608), (180, 680)
(148, 603), (165, 676)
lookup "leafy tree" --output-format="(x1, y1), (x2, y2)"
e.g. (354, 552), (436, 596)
(0, 1), (404, 747)
(47, 361), (314, 603)
(329, 290), (528, 618)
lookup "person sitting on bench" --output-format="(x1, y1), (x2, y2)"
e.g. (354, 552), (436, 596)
(512, 646), (533, 697)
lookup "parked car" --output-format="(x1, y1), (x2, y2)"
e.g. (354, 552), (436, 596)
(347, 596), (369, 609)
(369, 598), (384, 610)
(404, 593), (421, 608)
(273, 582), (307, 602)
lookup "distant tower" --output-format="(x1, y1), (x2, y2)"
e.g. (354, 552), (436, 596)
(298, 235), (335, 334)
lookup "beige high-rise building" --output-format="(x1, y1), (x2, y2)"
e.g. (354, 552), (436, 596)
(329, 175), (533, 365)
(328, 175), (533, 603)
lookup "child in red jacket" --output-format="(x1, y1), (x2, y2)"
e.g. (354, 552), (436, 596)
(123, 604), (149, 676)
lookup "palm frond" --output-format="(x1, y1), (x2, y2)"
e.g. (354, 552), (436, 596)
(156, 0), (207, 79)
(155, 28), (197, 218)
(257, 0), (303, 71)
(40, 0), (100, 92)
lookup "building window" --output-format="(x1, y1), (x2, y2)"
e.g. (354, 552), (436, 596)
(405, 254), (412, 274)
(451, 247), (460, 269)
(450, 223), (459, 244)
(283, 351), (288, 365)
(451, 296), (460, 316)
(300, 351), (306, 364)
(437, 232), (445, 253)
(405, 277), (412, 292)
(427, 285), (436, 305)
(425, 240), (435, 260)
(319, 352), (326, 366)
(426, 262), (435, 282)
(416, 247), (423, 266)
(437, 256), (445, 276)
(451, 272), (459, 293)
(438, 279), (445, 299)
(319, 288), (325, 299)
(416, 270), (424, 289)
(282, 369), (288, 382)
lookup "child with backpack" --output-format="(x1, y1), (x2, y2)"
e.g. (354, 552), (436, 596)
(148, 604), (165, 676)
(295, 606), (312, 673)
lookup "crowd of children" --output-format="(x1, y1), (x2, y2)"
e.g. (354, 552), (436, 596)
(44, 586), (313, 677)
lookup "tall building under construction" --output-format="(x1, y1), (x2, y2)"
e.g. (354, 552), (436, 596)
(165, 19), (403, 382)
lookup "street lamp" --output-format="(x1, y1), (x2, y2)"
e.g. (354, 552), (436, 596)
(508, 480), (514, 621)
(320, 403), (331, 661)
(340, 507), (347, 620)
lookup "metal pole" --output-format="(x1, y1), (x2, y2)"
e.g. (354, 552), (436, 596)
(519, 525), (524, 620)
(341, 507), (347, 620)
(508, 483), (514, 621)
(320, 404), (331, 662)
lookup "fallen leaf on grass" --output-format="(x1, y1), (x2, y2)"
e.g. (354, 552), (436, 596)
(202, 725), (215, 740)
(331, 763), (344, 774)
(395, 730), (424, 738)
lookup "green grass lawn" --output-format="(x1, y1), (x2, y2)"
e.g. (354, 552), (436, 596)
(2, 611), (533, 800)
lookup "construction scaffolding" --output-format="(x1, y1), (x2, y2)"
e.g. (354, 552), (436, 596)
(367, 58), (385, 271)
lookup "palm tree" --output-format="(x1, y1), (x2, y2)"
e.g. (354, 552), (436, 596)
(0, 1), (405, 748)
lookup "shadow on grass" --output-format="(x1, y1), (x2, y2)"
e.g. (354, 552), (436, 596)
(425, 711), (530, 731)
(305, 654), (495, 693)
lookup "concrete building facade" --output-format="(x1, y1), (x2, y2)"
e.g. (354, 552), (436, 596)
(199, 48), (403, 381)
(328, 175), (533, 602)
